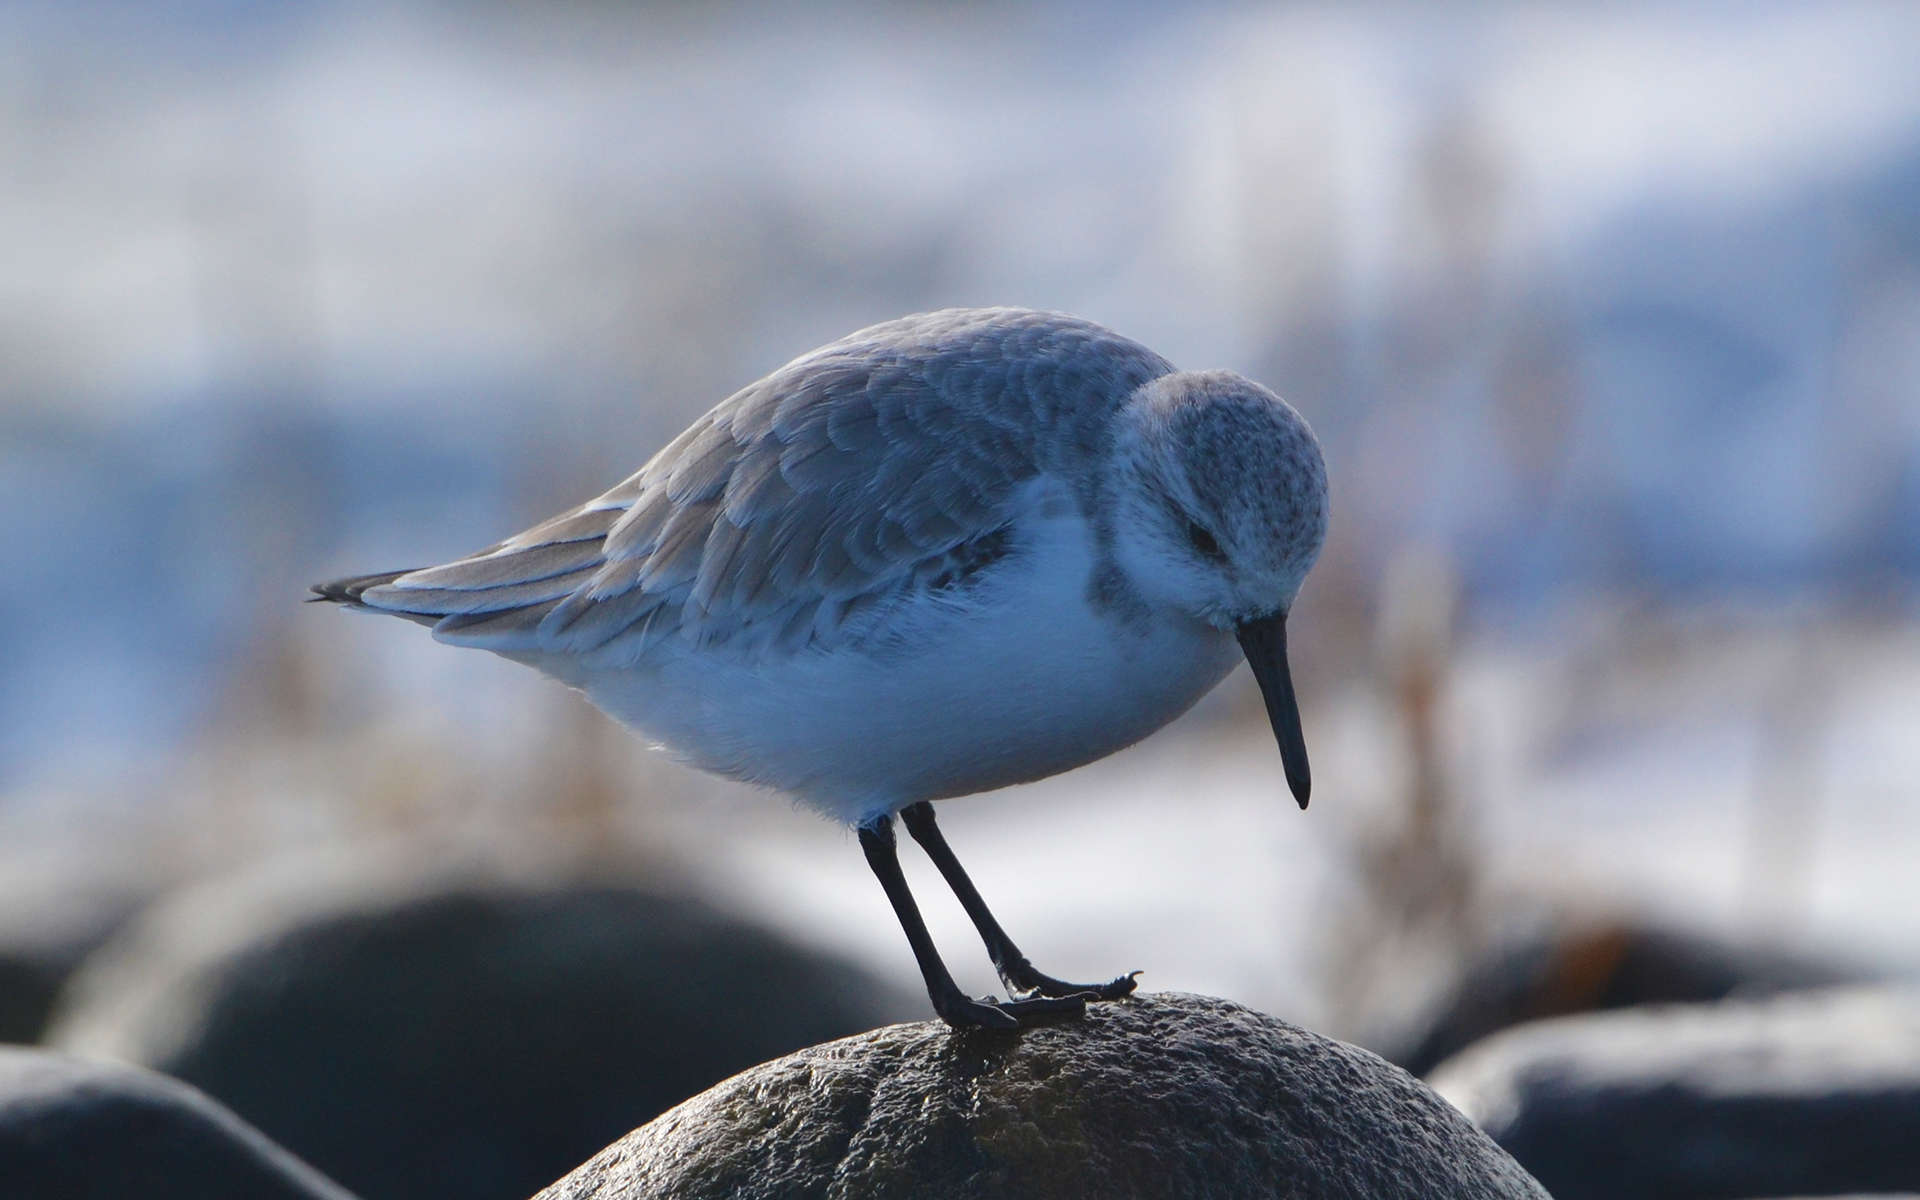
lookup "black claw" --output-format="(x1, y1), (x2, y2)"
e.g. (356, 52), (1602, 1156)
(1094, 971), (1142, 1000)
(936, 994), (1022, 1030)
(996, 992), (1092, 1019)
(933, 989), (1094, 1030)
(936, 990), (1090, 1029)
(1002, 961), (1141, 1002)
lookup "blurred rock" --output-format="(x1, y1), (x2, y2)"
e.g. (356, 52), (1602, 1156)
(0, 1045), (357, 1200)
(536, 992), (1550, 1200)
(0, 850), (165, 1043)
(1391, 916), (1855, 1076)
(47, 846), (911, 1200)
(1429, 986), (1920, 1200)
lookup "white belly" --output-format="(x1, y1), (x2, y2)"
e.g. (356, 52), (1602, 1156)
(530, 505), (1239, 824)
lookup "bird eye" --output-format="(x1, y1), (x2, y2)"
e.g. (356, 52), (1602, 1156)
(1186, 519), (1226, 561)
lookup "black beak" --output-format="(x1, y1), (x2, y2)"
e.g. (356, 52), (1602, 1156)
(1235, 610), (1311, 809)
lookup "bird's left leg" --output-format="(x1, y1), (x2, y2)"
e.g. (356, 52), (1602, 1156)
(899, 801), (1138, 1001)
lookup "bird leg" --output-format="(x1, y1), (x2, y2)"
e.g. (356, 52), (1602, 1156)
(899, 801), (1139, 1002)
(858, 814), (1089, 1029)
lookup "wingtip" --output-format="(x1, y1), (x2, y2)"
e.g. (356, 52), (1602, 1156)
(309, 570), (410, 607)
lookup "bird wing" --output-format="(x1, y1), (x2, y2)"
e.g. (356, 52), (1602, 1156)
(331, 308), (1172, 657)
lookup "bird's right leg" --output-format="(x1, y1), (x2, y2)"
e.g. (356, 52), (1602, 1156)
(858, 814), (1088, 1030)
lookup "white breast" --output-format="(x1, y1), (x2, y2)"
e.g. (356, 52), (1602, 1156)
(535, 483), (1241, 825)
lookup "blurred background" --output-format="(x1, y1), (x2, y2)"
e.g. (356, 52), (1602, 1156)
(4, 2), (1918, 1197)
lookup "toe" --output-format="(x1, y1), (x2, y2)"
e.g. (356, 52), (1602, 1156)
(1094, 971), (1141, 1000)
(934, 994), (1021, 1030)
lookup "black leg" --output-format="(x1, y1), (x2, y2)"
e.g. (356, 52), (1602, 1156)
(858, 814), (1090, 1029)
(899, 801), (1139, 1001)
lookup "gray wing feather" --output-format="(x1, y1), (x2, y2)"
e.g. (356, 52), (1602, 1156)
(434, 602), (564, 641)
(371, 565), (602, 615)
(350, 308), (1174, 655)
(399, 540), (603, 591)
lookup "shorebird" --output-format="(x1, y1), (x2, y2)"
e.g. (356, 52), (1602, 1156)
(314, 308), (1329, 1028)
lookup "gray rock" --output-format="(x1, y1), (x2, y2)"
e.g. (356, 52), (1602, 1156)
(534, 992), (1550, 1200)
(1429, 986), (1920, 1200)
(49, 848), (913, 1200)
(0, 850), (163, 1043)
(1391, 916), (1856, 1076)
(0, 1045), (357, 1200)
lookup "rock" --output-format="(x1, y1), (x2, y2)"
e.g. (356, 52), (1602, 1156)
(1429, 986), (1920, 1200)
(48, 847), (912, 1200)
(1390, 916), (1855, 1076)
(0, 849), (164, 1043)
(535, 992), (1550, 1200)
(0, 1045), (357, 1199)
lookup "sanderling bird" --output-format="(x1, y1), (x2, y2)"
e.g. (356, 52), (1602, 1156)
(314, 308), (1328, 1029)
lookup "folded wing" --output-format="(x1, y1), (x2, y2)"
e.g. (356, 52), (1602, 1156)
(313, 308), (1173, 657)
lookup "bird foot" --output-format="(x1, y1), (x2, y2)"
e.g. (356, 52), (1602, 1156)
(1002, 964), (1141, 1002)
(934, 989), (1095, 1030)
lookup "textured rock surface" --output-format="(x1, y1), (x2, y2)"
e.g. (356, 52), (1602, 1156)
(1430, 986), (1920, 1200)
(48, 848), (912, 1200)
(535, 992), (1550, 1200)
(0, 1045), (357, 1200)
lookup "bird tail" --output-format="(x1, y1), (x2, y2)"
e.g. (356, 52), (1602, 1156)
(309, 569), (410, 606)
(308, 569), (443, 628)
